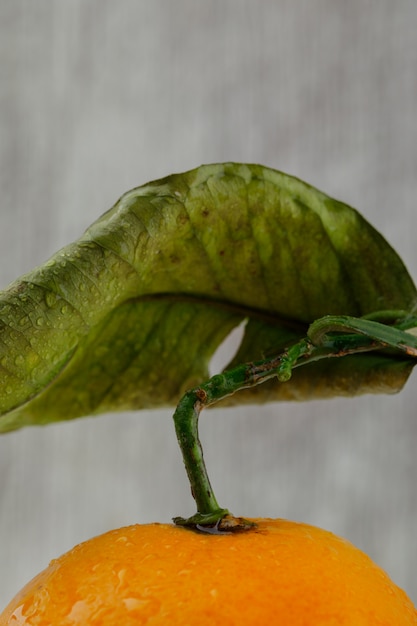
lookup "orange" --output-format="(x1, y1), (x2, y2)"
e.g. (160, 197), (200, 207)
(1, 518), (416, 625)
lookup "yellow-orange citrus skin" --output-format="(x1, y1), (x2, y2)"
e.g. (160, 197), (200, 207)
(1, 518), (416, 625)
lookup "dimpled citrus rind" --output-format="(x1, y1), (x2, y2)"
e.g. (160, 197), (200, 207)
(1, 518), (416, 625)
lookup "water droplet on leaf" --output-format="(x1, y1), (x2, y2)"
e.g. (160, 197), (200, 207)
(45, 293), (55, 308)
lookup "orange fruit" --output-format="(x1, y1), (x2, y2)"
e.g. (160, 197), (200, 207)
(1, 518), (416, 625)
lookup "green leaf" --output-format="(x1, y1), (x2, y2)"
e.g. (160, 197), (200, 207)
(0, 163), (415, 432)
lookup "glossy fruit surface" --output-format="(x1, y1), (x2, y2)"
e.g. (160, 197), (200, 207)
(1, 518), (416, 625)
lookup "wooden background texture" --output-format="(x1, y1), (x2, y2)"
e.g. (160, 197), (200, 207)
(0, 0), (416, 608)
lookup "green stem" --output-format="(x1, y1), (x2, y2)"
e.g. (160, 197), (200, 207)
(172, 340), (316, 526)
(308, 314), (417, 356)
(173, 312), (417, 528)
(173, 388), (227, 524)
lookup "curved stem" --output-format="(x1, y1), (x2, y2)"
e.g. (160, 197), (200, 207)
(172, 340), (314, 526)
(308, 315), (417, 356)
(173, 312), (417, 528)
(173, 388), (227, 523)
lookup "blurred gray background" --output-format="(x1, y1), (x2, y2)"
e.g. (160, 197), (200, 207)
(1, 0), (417, 608)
